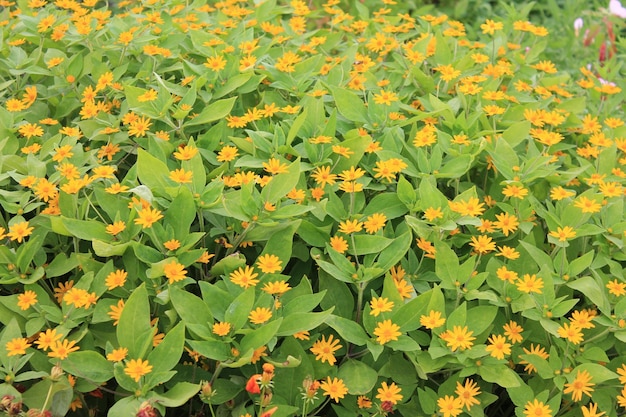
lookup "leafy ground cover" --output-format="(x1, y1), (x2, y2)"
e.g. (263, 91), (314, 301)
(0, 0), (625, 416)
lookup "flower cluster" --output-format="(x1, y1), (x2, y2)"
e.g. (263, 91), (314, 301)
(0, 0), (624, 416)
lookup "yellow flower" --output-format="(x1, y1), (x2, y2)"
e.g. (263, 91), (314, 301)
(63, 288), (90, 308)
(137, 89), (157, 102)
(338, 219), (363, 234)
(503, 321), (524, 343)
(563, 370), (594, 402)
(363, 213), (387, 234)
(607, 279), (626, 296)
(108, 299), (125, 326)
(469, 235), (496, 254)
(376, 381), (402, 404)
(256, 254), (282, 274)
(329, 236), (349, 253)
(128, 116), (151, 137)
(216, 145), (239, 162)
(106, 347), (128, 362)
(262, 158), (289, 175)
(35, 329), (62, 351)
(549, 226), (576, 242)
(320, 377), (348, 403)
(374, 319), (401, 345)
(440, 325), (475, 351)
(169, 168), (193, 184)
(557, 322), (583, 345)
(437, 395), (464, 417)
(48, 339), (79, 359)
(494, 212), (519, 236)
(212, 322), (231, 337)
(17, 290), (38, 310)
(311, 166), (337, 187)
(480, 19), (503, 35)
(204, 55), (227, 72)
(134, 207), (163, 228)
(420, 310), (446, 329)
(369, 297), (394, 317)
(496, 245), (520, 260)
(455, 379), (480, 410)
(124, 358), (153, 382)
(248, 307), (272, 325)
(486, 334), (511, 360)
(310, 334), (341, 365)
(516, 274), (544, 294)
(523, 399), (552, 417)
(373, 90), (399, 105)
(502, 184), (528, 199)
(581, 403), (605, 417)
(6, 338), (32, 356)
(163, 239), (181, 251)
(449, 197), (484, 217)
(105, 269), (127, 290)
(106, 221), (126, 235)
(163, 261), (187, 284)
(173, 145), (198, 161)
(423, 207), (443, 222)
(229, 266), (259, 289)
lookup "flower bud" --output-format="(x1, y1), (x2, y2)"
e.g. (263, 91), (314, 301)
(245, 375), (261, 394)
(136, 401), (158, 417)
(199, 380), (215, 403)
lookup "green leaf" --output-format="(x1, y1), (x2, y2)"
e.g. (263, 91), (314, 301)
(62, 351), (114, 383)
(435, 154), (473, 178)
(466, 305), (498, 335)
(479, 365), (520, 388)
(518, 354), (553, 379)
(348, 235), (392, 256)
(325, 315), (368, 346)
(163, 187), (196, 241)
(519, 241), (553, 271)
(260, 158), (301, 204)
(0, 318), (23, 369)
(213, 74), (252, 98)
(148, 382), (200, 407)
(435, 241), (459, 288)
(93, 240), (131, 257)
(331, 86), (368, 123)
(16, 234), (44, 273)
(59, 217), (110, 241)
(107, 397), (143, 417)
(147, 322), (186, 376)
(23, 379), (73, 416)
(136, 148), (170, 192)
(567, 276), (609, 315)
(240, 318), (283, 354)
(572, 363), (618, 384)
(170, 286), (212, 335)
(338, 359), (378, 395)
(259, 220), (300, 269)
(116, 283), (152, 359)
(188, 340), (231, 361)
(277, 310), (334, 337)
(391, 289), (434, 332)
(185, 96), (237, 127)
(376, 231), (412, 273)
(396, 175), (417, 210)
(502, 121), (531, 147)
(224, 287), (255, 331)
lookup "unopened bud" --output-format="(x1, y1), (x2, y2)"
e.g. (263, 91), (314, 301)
(50, 364), (64, 381)
(199, 380), (215, 403)
(136, 401), (158, 417)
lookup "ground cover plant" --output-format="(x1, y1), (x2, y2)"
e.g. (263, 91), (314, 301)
(0, 0), (625, 416)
